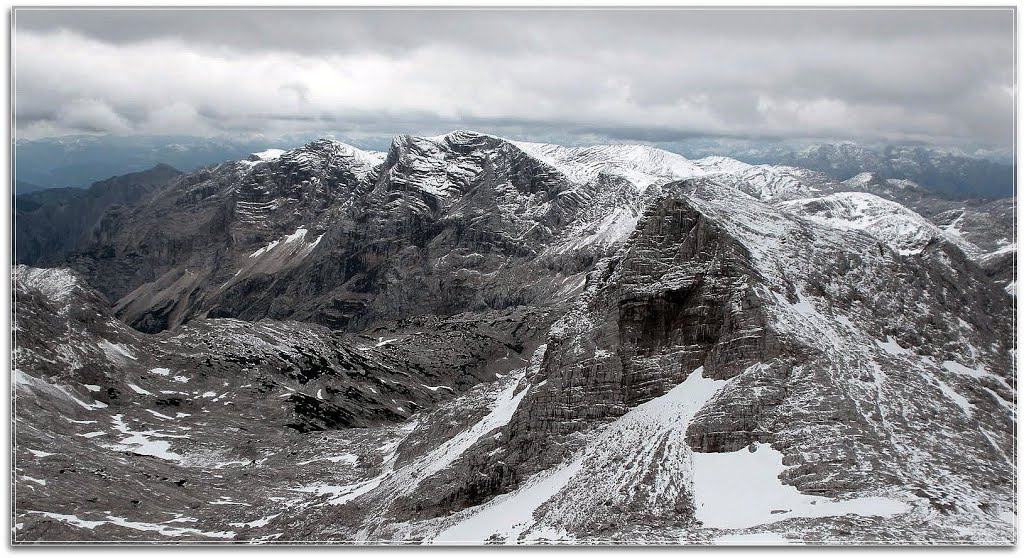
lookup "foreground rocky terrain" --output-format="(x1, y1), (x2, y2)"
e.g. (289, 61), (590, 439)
(12, 131), (1016, 544)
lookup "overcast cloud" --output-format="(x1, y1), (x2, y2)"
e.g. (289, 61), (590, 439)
(12, 8), (1015, 151)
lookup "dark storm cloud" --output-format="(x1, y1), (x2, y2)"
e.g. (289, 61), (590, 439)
(12, 8), (1015, 151)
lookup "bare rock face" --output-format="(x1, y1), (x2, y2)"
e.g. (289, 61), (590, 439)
(15, 164), (184, 268)
(490, 192), (787, 477)
(317, 177), (1012, 542)
(13, 133), (1016, 544)
(68, 133), (602, 334)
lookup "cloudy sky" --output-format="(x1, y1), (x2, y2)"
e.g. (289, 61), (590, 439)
(13, 8), (1016, 152)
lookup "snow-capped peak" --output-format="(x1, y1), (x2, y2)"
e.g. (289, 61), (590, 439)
(250, 149), (285, 162)
(239, 139), (386, 179)
(692, 156), (754, 175)
(510, 141), (706, 191)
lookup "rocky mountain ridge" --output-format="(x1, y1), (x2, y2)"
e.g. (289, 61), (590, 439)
(28, 131), (1012, 331)
(12, 130), (1016, 544)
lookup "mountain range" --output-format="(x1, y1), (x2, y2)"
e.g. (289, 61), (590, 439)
(12, 130), (1016, 544)
(775, 143), (1014, 199)
(14, 134), (1015, 199)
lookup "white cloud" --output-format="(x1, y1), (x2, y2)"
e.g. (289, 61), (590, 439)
(12, 9), (1014, 151)
(56, 98), (132, 134)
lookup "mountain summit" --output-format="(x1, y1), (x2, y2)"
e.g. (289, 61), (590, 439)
(13, 132), (1015, 544)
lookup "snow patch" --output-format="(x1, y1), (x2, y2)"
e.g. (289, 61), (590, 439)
(127, 383), (153, 396)
(229, 514), (280, 529)
(692, 443), (908, 529)
(943, 360), (1006, 385)
(432, 366), (726, 543)
(715, 532), (795, 545)
(145, 409), (176, 421)
(26, 511), (235, 539)
(104, 414), (187, 462)
(77, 431), (106, 439)
(431, 457), (585, 544)
(929, 376), (972, 416)
(14, 370), (107, 410)
(97, 340), (137, 362)
(408, 374), (530, 488)
(876, 337), (912, 357)
(249, 240), (280, 258)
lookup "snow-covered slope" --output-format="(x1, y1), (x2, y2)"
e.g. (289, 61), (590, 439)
(779, 192), (979, 256)
(512, 140), (706, 191)
(694, 156), (819, 201)
(14, 266), (83, 308)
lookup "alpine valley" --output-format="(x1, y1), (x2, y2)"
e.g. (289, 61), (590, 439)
(12, 130), (1017, 544)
